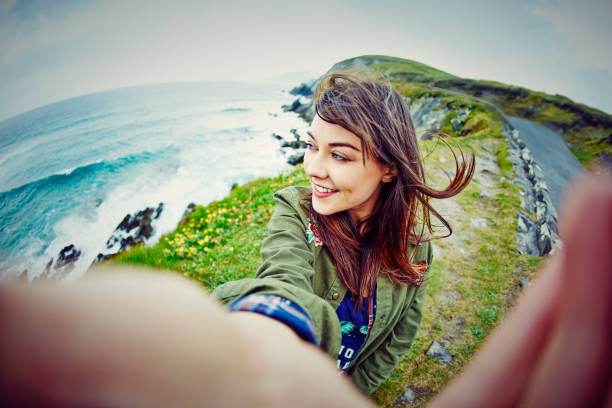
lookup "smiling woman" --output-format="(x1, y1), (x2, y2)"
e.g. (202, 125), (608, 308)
(304, 116), (396, 222)
(212, 68), (475, 394)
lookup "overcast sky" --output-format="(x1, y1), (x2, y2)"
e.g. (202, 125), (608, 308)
(1, 0), (611, 122)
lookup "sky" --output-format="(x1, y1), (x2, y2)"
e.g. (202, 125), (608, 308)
(0, 0), (611, 122)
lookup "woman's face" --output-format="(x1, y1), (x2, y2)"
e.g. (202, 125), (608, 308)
(304, 114), (394, 223)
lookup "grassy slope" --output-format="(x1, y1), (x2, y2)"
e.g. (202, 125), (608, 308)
(336, 55), (612, 170)
(111, 170), (310, 289)
(107, 56), (564, 406)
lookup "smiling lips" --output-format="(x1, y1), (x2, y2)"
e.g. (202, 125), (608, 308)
(312, 183), (338, 198)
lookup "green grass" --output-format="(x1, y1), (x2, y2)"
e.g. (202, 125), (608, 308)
(110, 169), (310, 289)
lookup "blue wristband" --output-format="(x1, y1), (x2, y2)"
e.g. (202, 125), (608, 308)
(228, 294), (318, 346)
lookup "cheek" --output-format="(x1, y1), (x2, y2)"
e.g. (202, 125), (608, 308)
(303, 151), (312, 174)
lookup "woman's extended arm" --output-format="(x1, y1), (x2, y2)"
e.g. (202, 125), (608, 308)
(0, 267), (373, 408)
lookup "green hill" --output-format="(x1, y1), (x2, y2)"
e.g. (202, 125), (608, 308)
(324, 55), (611, 170)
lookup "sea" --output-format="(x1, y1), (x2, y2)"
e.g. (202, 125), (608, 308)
(0, 80), (310, 282)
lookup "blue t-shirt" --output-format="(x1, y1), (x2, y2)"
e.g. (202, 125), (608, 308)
(335, 289), (376, 371)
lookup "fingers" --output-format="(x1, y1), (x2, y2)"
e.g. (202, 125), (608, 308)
(522, 176), (612, 407)
(430, 174), (612, 408)
(428, 254), (564, 408)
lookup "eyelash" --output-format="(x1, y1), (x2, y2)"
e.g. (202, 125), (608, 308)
(305, 142), (348, 162)
(332, 152), (348, 161)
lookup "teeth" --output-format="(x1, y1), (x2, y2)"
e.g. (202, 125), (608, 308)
(315, 185), (335, 193)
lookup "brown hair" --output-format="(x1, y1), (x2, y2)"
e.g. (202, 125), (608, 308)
(303, 69), (475, 306)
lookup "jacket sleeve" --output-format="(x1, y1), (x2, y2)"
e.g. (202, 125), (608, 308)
(212, 187), (342, 357)
(349, 241), (433, 395)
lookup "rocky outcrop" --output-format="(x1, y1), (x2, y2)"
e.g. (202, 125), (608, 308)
(94, 203), (164, 263)
(271, 127), (308, 166)
(506, 127), (561, 255)
(289, 81), (314, 98)
(425, 340), (454, 364)
(395, 383), (431, 406)
(282, 98), (315, 124)
(43, 244), (83, 276)
(406, 96), (448, 139)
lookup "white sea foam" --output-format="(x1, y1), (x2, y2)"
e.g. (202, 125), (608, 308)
(0, 80), (312, 282)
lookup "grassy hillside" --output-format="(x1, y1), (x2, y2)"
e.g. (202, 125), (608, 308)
(332, 55), (611, 171)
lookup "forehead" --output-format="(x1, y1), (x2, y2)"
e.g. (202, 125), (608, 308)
(308, 114), (361, 144)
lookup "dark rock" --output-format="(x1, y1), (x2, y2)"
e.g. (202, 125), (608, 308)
(517, 212), (532, 233)
(54, 244), (82, 271)
(287, 152), (305, 165)
(527, 165), (536, 182)
(282, 98), (301, 112)
(293, 102), (315, 123)
(425, 340), (453, 364)
(95, 253), (110, 263)
(537, 223), (553, 255)
(394, 383), (431, 406)
(536, 201), (547, 223)
(519, 275), (531, 288)
(95, 203), (164, 263)
(450, 117), (463, 132)
(182, 203), (196, 221)
(597, 152), (612, 172)
(154, 203), (163, 219)
(420, 132), (435, 141)
(45, 258), (53, 274)
(281, 140), (303, 149)
(290, 128), (301, 141)
(289, 82), (314, 97)
(396, 387), (416, 404)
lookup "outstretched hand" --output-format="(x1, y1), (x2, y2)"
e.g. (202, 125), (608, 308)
(0, 268), (373, 407)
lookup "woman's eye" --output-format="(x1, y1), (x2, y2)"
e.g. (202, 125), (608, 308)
(305, 142), (316, 150)
(332, 152), (348, 161)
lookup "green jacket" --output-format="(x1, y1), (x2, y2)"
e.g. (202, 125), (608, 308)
(212, 186), (433, 395)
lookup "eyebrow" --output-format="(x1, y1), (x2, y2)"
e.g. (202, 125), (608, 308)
(306, 130), (361, 152)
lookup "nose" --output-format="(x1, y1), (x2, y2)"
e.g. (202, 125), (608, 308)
(304, 150), (328, 180)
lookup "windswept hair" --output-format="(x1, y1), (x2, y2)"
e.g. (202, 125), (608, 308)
(302, 69), (475, 306)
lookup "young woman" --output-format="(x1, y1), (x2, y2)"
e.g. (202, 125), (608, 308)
(213, 69), (475, 394)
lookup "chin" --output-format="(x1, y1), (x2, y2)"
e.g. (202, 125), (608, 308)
(311, 200), (335, 216)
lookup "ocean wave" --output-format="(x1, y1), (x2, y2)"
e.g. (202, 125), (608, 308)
(0, 147), (176, 196)
(221, 107), (250, 113)
(44, 111), (117, 137)
(215, 126), (251, 134)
